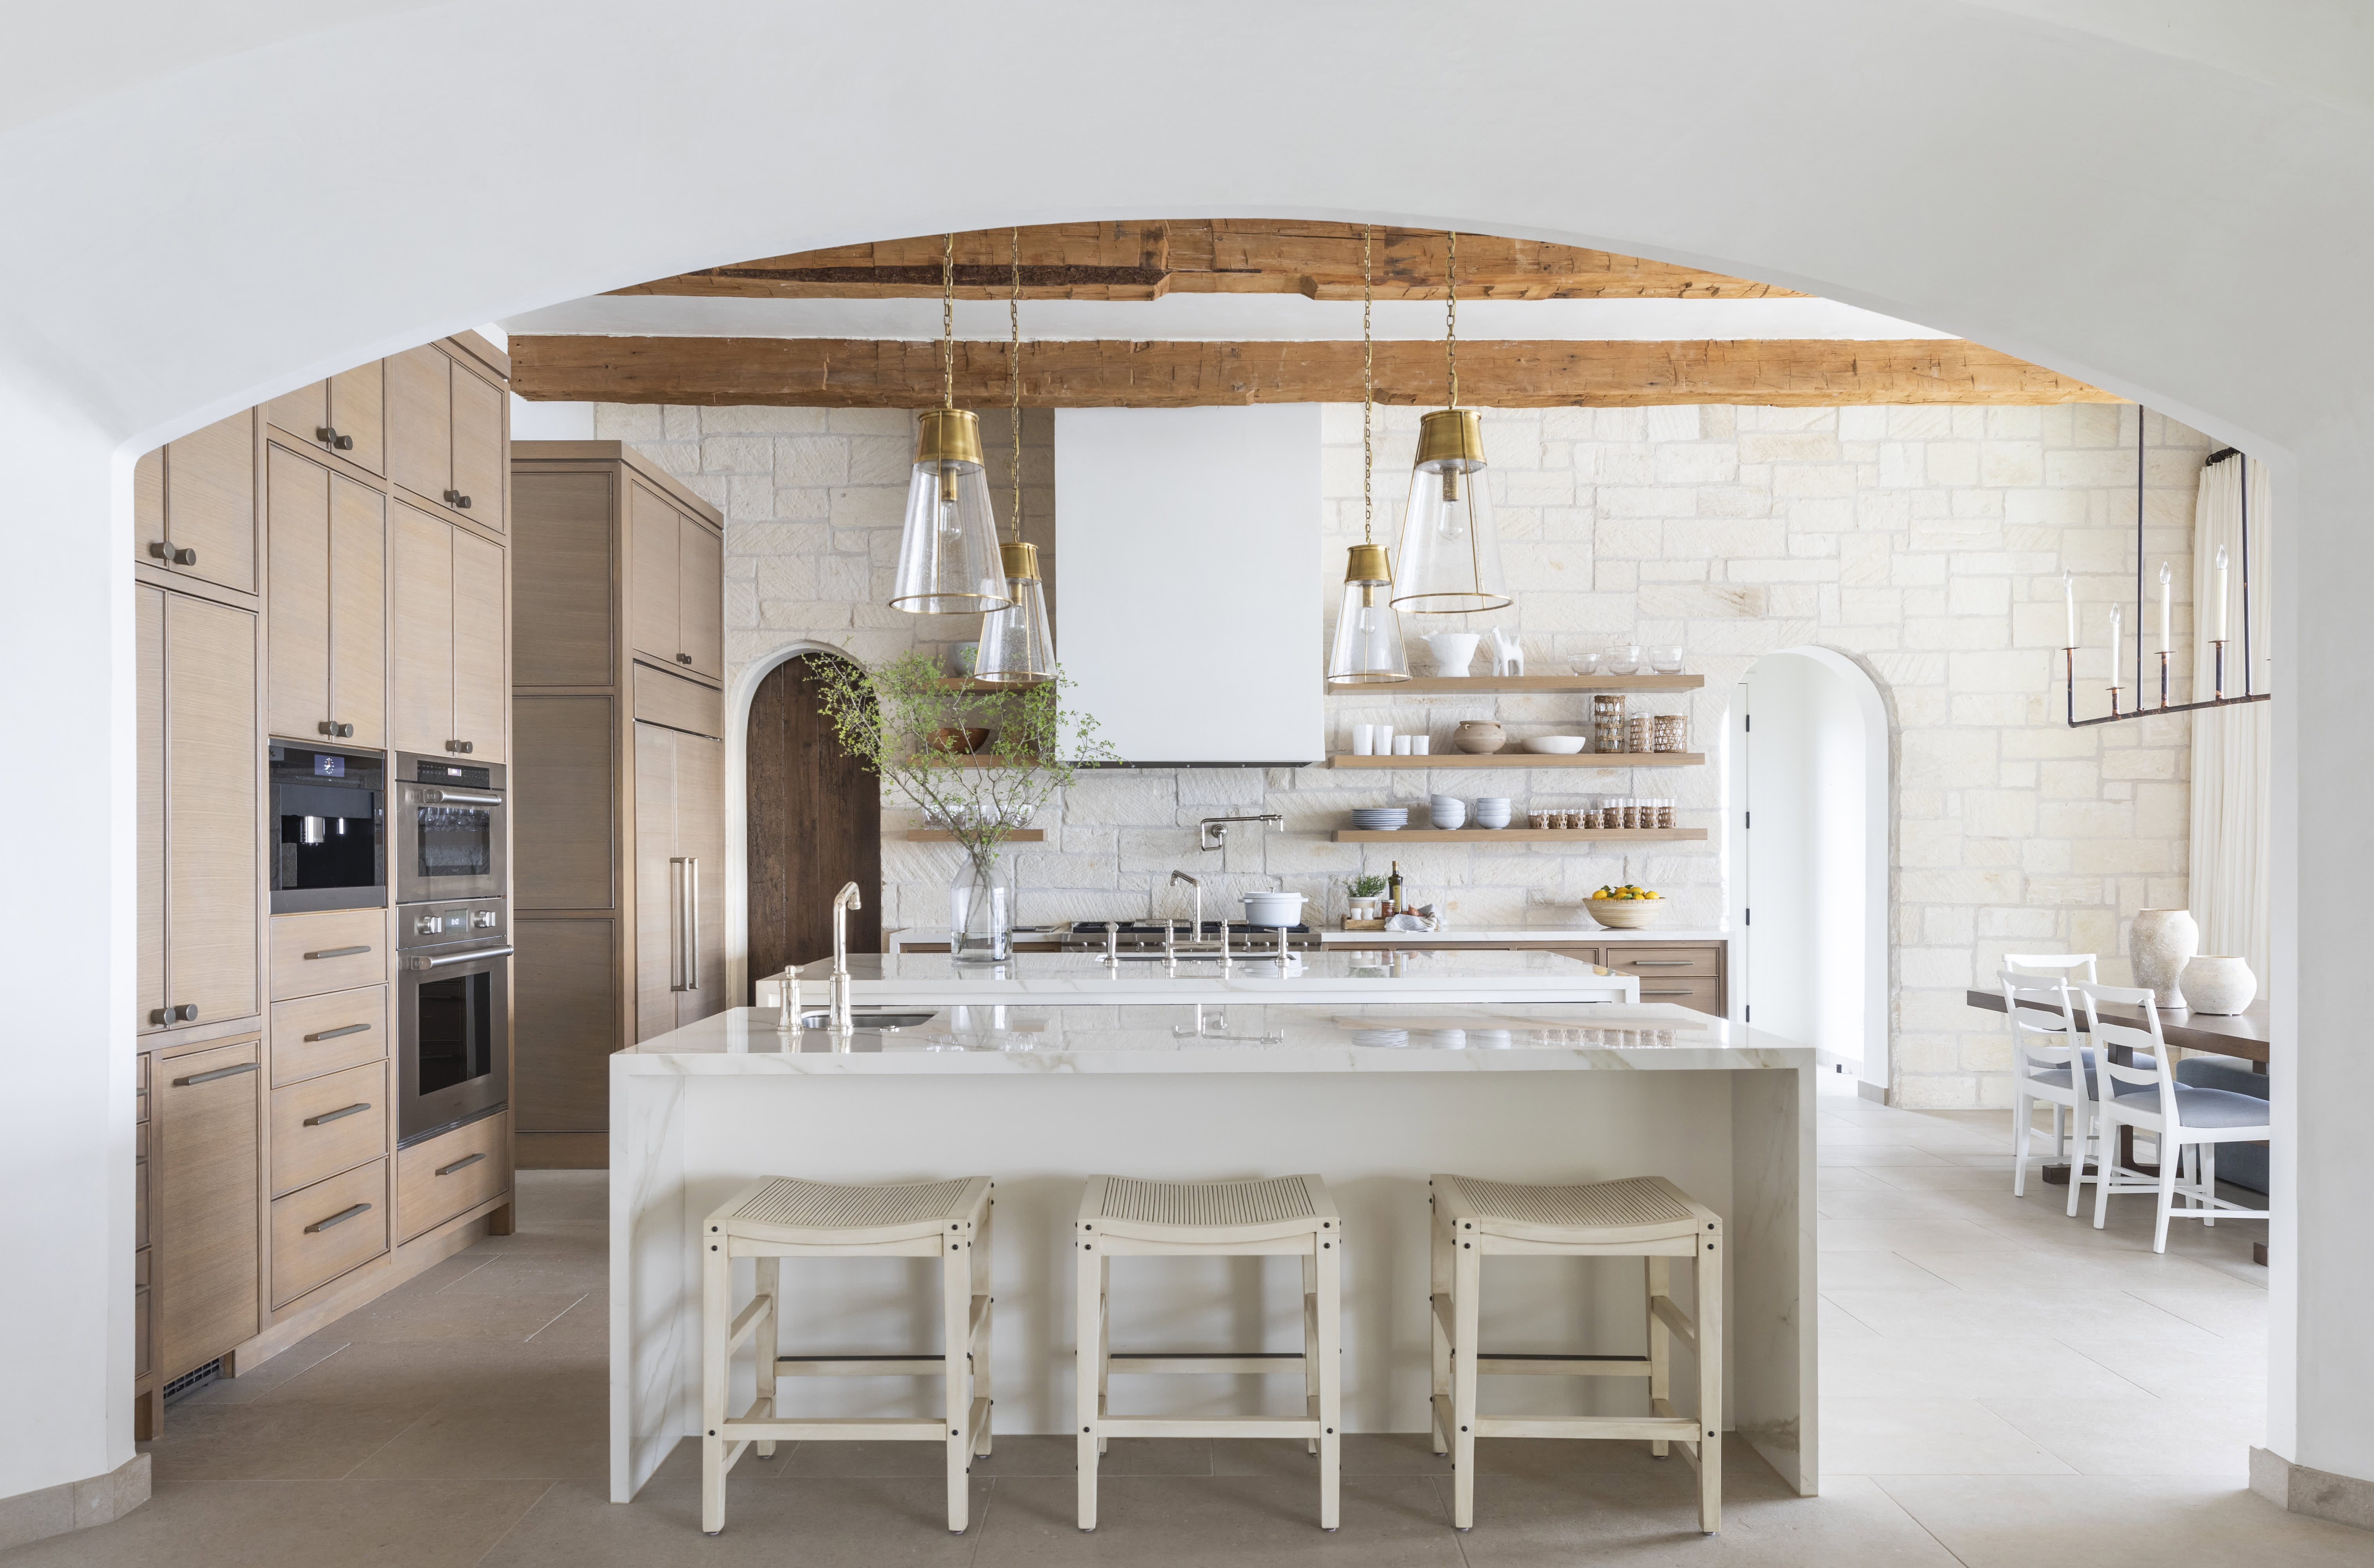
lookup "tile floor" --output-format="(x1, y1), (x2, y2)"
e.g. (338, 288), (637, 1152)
(9, 1074), (2363, 1566)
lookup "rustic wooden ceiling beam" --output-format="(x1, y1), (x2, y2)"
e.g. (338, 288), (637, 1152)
(603, 220), (1804, 302)
(511, 335), (2116, 408)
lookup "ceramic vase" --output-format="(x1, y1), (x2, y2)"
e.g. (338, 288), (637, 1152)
(2129, 908), (2199, 1010)
(1453, 720), (1505, 755)
(2181, 955), (2257, 1015)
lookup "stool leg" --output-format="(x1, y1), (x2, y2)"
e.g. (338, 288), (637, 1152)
(1302, 1249), (1319, 1457)
(1645, 1255), (1671, 1459)
(1316, 1229), (1342, 1531)
(973, 1197), (995, 1457)
(1696, 1228), (1723, 1534)
(700, 1235), (730, 1535)
(1429, 1197), (1451, 1456)
(1076, 1229), (1100, 1530)
(943, 1229), (971, 1533)
(754, 1256), (779, 1458)
(1097, 1256), (1111, 1457)
(1451, 1226), (1481, 1530)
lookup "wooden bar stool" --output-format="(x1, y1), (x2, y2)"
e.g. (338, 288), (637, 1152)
(1430, 1173), (1722, 1533)
(701, 1175), (994, 1536)
(1074, 1174), (1342, 1532)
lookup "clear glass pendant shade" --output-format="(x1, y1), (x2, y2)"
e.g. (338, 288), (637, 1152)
(974, 543), (1056, 685)
(1390, 409), (1511, 615)
(890, 410), (1013, 615)
(1325, 543), (1410, 685)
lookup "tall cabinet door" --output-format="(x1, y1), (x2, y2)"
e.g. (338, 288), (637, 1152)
(451, 529), (507, 762)
(390, 502), (456, 755)
(265, 446), (331, 742)
(328, 474), (387, 749)
(631, 724), (680, 1043)
(165, 594), (260, 1028)
(153, 1037), (262, 1380)
(164, 413), (259, 597)
(328, 361), (385, 477)
(136, 589), (167, 1033)
(673, 730), (726, 1027)
(449, 362), (506, 533)
(677, 519), (723, 681)
(628, 483), (681, 669)
(386, 346), (453, 510)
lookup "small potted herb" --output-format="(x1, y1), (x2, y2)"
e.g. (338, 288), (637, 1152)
(1344, 873), (1389, 925)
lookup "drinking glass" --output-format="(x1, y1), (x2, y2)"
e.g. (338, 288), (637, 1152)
(1569, 651), (1602, 675)
(1649, 644), (1685, 674)
(1605, 644), (1642, 675)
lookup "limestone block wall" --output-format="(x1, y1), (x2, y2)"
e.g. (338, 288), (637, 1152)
(600, 398), (2214, 1108)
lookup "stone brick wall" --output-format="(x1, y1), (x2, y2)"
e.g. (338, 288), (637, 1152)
(598, 398), (2213, 1108)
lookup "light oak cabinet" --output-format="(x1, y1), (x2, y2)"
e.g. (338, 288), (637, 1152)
(264, 361), (385, 476)
(134, 409), (260, 597)
(136, 586), (260, 1035)
(152, 1037), (263, 1384)
(509, 444), (725, 1166)
(266, 443), (386, 746)
(388, 340), (509, 534)
(391, 500), (507, 761)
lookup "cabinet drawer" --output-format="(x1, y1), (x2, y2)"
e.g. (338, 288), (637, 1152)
(632, 661), (723, 738)
(270, 1061), (387, 1197)
(270, 985), (388, 1086)
(1600, 945), (1720, 977)
(270, 909), (386, 1000)
(1631, 976), (1723, 1016)
(397, 1111), (508, 1242)
(271, 1159), (388, 1307)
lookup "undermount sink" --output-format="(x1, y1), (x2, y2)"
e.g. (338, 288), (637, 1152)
(797, 1009), (939, 1030)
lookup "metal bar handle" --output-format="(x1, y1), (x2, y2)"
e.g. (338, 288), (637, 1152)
(303, 1023), (372, 1043)
(1641, 989), (1699, 997)
(436, 1152), (487, 1177)
(420, 789), (502, 806)
(173, 1062), (259, 1087)
(305, 945), (372, 960)
(403, 946), (514, 971)
(671, 856), (694, 992)
(304, 1202), (372, 1234)
(685, 856), (700, 991)
(1629, 960), (1696, 967)
(303, 1102), (372, 1127)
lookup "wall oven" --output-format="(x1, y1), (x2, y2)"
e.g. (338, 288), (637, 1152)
(394, 753), (507, 907)
(397, 896), (510, 1143)
(269, 746), (385, 913)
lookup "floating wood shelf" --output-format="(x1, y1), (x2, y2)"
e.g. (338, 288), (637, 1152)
(1325, 675), (1704, 694)
(903, 829), (1046, 842)
(1331, 828), (1708, 843)
(1326, 752), (1705, 769)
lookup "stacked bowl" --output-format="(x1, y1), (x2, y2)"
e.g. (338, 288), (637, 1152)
(1473, 796), (1513, 829)
(1430, 794), (1467, 829)
(1350, 807), (1408, 832)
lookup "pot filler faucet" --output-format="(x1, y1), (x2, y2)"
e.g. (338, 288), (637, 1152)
(830, 880), (863, 1032)
(1199, 814), (1284, 852)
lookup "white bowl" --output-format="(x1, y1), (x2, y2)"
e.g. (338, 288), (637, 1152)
(1522, 736), (1587, 755)
(1431, 809), (1467, 829)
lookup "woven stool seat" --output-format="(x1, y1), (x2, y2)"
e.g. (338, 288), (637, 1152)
(1433, 1174), (1708, 1243)
(1084, 1175), (1326, 1239)
(721, 1175), (985, 1244)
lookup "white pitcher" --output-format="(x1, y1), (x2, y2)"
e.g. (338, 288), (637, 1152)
(1421, 631), (1483, 677)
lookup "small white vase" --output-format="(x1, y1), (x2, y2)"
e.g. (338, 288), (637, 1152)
(2181, 955), (2257, 1015)
(2129, 908), (2200, 1010)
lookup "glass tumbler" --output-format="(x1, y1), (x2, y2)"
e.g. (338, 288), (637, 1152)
(1591, 694), (1625, 754)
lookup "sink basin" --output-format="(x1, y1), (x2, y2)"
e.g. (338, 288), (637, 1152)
(796, 1010), (939, 1031)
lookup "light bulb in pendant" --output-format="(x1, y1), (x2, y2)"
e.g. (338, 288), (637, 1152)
(1433, 468), (1468, 541)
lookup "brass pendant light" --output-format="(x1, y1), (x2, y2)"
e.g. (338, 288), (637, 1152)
(1390, 229), (1511, 615)
(1326, 224), (1411, 686)
(974, 228), (1057, 684)
(889, 234), (1013, 615)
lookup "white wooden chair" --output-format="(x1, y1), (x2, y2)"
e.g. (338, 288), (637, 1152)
(2000, 967), (2093, 1214)
(1431, 1173), (1722, 1534)
(1074, 1174), (1341, 1532)
(701, 1175), (993, 1536)
(2076, 983), (2273, 1252)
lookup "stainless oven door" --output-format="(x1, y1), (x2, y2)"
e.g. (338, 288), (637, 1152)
(394, 782), (506, 905)
(397, 941), (510, 1143)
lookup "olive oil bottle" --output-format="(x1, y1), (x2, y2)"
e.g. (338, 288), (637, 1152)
(1386, 860), (1404, 914)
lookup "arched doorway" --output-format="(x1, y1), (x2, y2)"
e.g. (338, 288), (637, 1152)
(744, 650), (880, 994)
(1726, 646), (1891, 1099)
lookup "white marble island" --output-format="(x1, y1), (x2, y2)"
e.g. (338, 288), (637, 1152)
(611, 1001), (1817, 1505)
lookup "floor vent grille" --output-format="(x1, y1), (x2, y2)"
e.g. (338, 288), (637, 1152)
(162, 1358), (223, 1405)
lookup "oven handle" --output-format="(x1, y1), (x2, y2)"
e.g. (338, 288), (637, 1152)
(419, 789), (503, 806)
(403, 946), (514, 971)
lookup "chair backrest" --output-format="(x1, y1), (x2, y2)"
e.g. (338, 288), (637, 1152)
(2005, 952), (2100, 984)
(1996, 967), (2083, 1082)
(2073, 980), (2174, 1107)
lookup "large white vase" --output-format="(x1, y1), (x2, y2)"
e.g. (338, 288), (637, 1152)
(2182, 955), (2257, 1015)
(2129, 908), (2200, 1010)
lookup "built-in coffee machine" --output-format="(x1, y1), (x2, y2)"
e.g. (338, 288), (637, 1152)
(268, 745), (386, 913)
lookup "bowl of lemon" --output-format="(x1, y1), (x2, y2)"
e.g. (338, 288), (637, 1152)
(1584, 884), (1665, 929)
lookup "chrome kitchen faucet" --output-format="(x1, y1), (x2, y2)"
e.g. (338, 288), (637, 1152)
(829, 881), (862, 1032)
(1199, 814), (1284, 851)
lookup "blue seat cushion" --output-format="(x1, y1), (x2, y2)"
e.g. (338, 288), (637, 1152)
(2112, 1084), (2273, 1130)
(2024, 1052), (2155, 1091)
(2175, 1055), (2269, 1100)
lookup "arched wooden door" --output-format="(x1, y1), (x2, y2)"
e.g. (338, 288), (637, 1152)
(746, 652), (881, 994)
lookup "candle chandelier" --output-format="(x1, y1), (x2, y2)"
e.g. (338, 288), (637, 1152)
(2063, 409), (2270, 726)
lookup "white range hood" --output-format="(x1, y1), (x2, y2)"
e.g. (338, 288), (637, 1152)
(1053, 405), (1323, 766)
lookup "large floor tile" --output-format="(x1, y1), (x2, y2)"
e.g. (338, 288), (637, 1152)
(172, 1334), (353, 1407)
(344, 1372), (610, 1481)
(1895, 1246), (2259, 1296)
(475, 1475), (990, 1565)
(1210, 1434), (1450, 1477)
(1823, 1287), (2219, 1344)
(2053, 1335), (2269, 1402)
(139, 1394), (437, 1481)
(1818, 1217), (2030, 1252)
(1455, 1471), (1962, 1566)
(972, 1473), (1461, 1567)
(430, 1257), (606, 1297)
(1873, 1475), (2374, 1567)
(1815, 1253), (1957, 1291)
(1820, 1336), (2150, 1401)
(1821, 1398), (2077, 1477)
(1978, 1395), (2262, 1477)
(0, 1479), (549, 1568)
(337, 1289), (595, 1344)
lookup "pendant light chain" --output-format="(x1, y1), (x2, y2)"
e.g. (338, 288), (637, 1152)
(941, 232), (955, 411)
(1445, 228), (1459, 411)
(1362, 225), (1374, 546)
(1009, 227), (1022, 543)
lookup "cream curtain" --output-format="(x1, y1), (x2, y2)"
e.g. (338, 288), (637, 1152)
(2187, 453), (2273, 981)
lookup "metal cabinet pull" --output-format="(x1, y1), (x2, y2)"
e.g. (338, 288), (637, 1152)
(436, 1152), (487, 1177)
(305, 945), (372, 960)
(671, 856), (698, 991)
(676, 652), (692, 666)
(1640, 988), (1698, 997)
(445, 739), (475, 755)
(303, 1102), (372, 1127)
(304, 1202), (372, 1233)
(315, 425), (353, 451)
(456, 494), (471, 509)
(420, 788), (502, 806)
(174, 1061), (258, 1087)
(302, 1023), (372, 1043)
(317, 719), (355, 738)
(403, 946), (513, 972)
(150, 1002), (201, 1024)
(147, 541), (197, 566)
